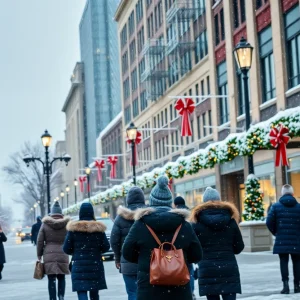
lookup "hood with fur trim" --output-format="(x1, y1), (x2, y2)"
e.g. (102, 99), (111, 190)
(67, 220), (106, 233)
(117, 206), (136, 221)
(190, 201), (239, 225)
(42, 216), (70, 230)
(134, 207), (190, 221)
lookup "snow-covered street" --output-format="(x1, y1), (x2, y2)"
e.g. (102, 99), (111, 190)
(0, 237), (298, 299)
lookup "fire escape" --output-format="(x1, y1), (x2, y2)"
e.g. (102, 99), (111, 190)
(141, 38), (168, 101)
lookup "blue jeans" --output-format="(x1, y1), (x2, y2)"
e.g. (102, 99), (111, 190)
(206, 294), (236, 300)
(123, 274), (137, 300)
(77, 290), (99, 300)
(188, 264), (195, 293)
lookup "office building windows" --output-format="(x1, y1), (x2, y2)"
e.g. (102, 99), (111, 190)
(194, 30), (208, 63)
(217, 61), (229, 124)
(129, 40), (136, 64)
(202, 113), (207, 136)
(208, 110), (212, 134)
(123, 78), (130, 100)
(207, 76), (210, 94)
(233, 0), (246, 29)
(120, 25), (127, 48)
(133, 98), (139, 117)
(131, 69), (138, 91)
(122, 51), (128, 74)
(128, 11), (135, 36)
(170, 104), (173, 121)
(136, 0), (144, 24)
(140, 91), (147, 111)
(137, 27), (145, 53)
(125, 106), (131, 124)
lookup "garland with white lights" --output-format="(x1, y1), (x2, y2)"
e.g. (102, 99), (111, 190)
(64, 106), (300, 215)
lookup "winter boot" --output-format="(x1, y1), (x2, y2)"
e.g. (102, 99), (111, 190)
(58, 297), (64, 300)
(281, 281), (290, 294)
(294, 281), (300, 293)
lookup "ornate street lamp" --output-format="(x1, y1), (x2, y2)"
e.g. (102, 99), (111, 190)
(126, 122), (138, 185)
(74, 178), (78, 204)
(23, 130), (71, 215)
(85, 167), (91, 199)
(66, 185), (70, 208)
(234, 37), (254, 174)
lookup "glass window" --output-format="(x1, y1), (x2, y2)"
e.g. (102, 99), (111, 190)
(194, 30), (208, 63)
(133, 98), (139, 117)
(207, 76), (210, 94)
(285, 4), (300, 88)
(197, 116), (201, 139)
(217, 61), (229, 124)
(214, 14), (219, 46)
(259, 26), (276, 102)
(124, 106), (131, 124)
(202, 113), (206, 136)
(170, 104), (173, 121)
(140, 91), (147, 111)
(195, 84), (199, 103)
(131, 69), (138, 92)
(208, 110), (212, 134)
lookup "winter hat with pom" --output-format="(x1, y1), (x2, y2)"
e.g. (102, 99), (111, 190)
(203, 187), (221, 203)
(149, 175), (173, 207)
(51, 201), (63, 215)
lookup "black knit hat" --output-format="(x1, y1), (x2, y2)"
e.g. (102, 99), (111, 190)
(174, 196), (185, 206)
(126, 186), (145, 206)
(79, 202), (95, 221)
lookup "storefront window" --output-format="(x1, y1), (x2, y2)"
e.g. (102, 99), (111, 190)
(288, 156), (300, 202)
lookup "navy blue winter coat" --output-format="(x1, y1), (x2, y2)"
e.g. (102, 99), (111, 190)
(63, 220), (110, 292)
(0, 232), (7, 264)
(31, 218), (42, 244)
(191, 201), (244, 297)
(123, 206), (203, 300)
(266, 194), (300, 254)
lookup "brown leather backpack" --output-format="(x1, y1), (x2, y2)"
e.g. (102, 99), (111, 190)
(146, 223), (190, 286)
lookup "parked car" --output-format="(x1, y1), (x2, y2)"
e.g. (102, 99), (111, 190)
(20, 227), (32, 242)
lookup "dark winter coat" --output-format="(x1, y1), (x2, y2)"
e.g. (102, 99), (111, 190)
(110, 204), (144, 275)
(37, 216), (70, 275)
(0, 232), (7, 264)
(31, 218), (42, 244)
(266, 194), (300, 254)
(123, 207), (203, 300)
(191, 201), (244, 296)
(63, 220), (110, 292)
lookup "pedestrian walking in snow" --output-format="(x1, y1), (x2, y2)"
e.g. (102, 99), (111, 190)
(63, 202), (110, 300)
(123, 175), (202, 300)
(191, 187), (244, 300)
(110, 187), (146, 300)
(173, 196), (196, 300)
(0, 223), (7, 280)
(266, 184), (300, 294)
(31, 216), (42, 246)
(37, 201), (70, 300)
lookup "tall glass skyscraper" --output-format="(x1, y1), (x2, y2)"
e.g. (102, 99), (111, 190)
(80, 0), (121, 164)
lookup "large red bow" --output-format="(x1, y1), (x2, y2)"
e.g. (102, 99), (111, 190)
(107, 156), (118, 179)
(269, 124), (290, 167)
(127, 131), (142, 166)
(78, 176), (87, 193)
(94, 160), (105, 182)
(175, 98), (195, 137)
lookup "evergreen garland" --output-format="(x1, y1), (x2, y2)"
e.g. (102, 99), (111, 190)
(243, 174), (264, 221)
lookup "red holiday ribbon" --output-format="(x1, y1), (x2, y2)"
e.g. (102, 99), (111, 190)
(269, 124), (290, 167)
(78, 176), (87, 193)
(107, 156), (118, 179)
(168, 178), (173, 191)
(174, 98), (195, 137)
(94, 159), (105, 182)
(126, 131), (142, 166)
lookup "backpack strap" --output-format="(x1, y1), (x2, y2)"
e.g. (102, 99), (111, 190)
(171, 224), (183, 244)
(145, 224), (162, 246)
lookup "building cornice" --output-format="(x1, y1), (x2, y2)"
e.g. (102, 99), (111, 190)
(61, 82), (81, 113)
(114, 0), (129, 21)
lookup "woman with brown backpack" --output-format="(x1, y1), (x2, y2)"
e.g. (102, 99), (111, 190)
(122, 175), (203, 300)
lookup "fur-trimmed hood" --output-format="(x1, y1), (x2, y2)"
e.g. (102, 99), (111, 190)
(42, 216), (70, 230)
(67, 220), (106, 233)
(117, 206), (135, 221)
(134, 207), (190, 221)
(190, 201), (240, 224)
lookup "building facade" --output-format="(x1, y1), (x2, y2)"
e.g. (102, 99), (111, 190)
(62, 62), (86, 205)
(80, 0), (121, 164)
(115, 0), (300, 215)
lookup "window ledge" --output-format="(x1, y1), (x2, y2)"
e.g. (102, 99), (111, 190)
(237, 114), (245, 121)
(259, 98), (277, 110)
(212, 0), (222, 9)
(218, 121), (230, 131)
(285, 84), (300, 98)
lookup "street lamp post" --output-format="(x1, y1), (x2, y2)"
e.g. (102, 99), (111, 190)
(23, 130), (71, 215)
(85, 167), (91, 199)
(126, 122), (138, 185)
(66, 185), (70, 208)
(234, 37), (254, 175)
(60, 191), (65, 209)
(74, 179), (78, 204)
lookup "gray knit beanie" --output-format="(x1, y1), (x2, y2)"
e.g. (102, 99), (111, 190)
(126, 186), (145, 206)
(203, 187), (221, 202)
(149, 175), (173, 207)
(51, 201), (63, 215)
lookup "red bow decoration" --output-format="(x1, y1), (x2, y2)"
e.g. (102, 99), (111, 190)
(168, 178), (173, 191)
(269, 124), (290, 167)
(78, 176), (87, 193)
(107, 156), (118, 179)
(127, 131), (142, 166)
(94, 160), (105, 182)
(175, 98), (195, 137)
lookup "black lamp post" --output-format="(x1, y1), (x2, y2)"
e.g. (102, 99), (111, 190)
(85, 167), (91, 199)
(234, 37), (254, 175)
(23, 130), (71, 215)
(126, 122), (138, 185)
(66, 185), (70, 208)
(60, 191), (65, 209)
(74, 178), (78, 204)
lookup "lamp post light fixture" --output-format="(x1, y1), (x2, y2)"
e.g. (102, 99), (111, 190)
(60, 191), (65, 209)
(126, 122), (138, 185)
(85, 167), (91, 199)
(74, 178), (78, 204)
(65, 185), (70, 208)
(23, 130), (71, 215)
(234, 37), (254, 175)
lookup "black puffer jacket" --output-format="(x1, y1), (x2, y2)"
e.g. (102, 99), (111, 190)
(0, 232), (7, 265)
(191, 201), (244, 296)
(123, 206), (203, 300)
(267, 194), (300, 254)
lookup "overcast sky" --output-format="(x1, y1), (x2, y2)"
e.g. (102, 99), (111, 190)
(0, 0), (86, 217)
